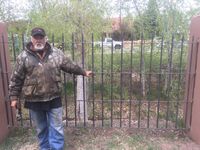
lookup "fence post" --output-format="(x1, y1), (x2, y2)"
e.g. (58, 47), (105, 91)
(0, 23), (14, 143)
(76, 33), (88, 124)
(185, 15), (200, 144)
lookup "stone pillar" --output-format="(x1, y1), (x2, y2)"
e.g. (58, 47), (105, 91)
(185, 15), (200, 144)
(76, 75), (88, 122)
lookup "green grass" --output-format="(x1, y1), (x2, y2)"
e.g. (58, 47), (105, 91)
(0, 127), (197, 150)
(0, 128), (37, 150)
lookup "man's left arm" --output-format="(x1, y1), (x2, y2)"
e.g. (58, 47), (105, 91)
(60, 55), (93, 77)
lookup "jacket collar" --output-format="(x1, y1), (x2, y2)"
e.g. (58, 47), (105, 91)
(25, 42), (52, 53)
(25, 42), (53, 61)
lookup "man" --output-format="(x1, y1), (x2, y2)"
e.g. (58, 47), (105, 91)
(9, 27), (93, 150)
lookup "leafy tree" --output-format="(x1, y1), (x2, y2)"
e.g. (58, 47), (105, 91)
(131, 0), (197, 40)
(112, 14), (134, 40)
(157, 0), (186, 38)
(131, 0), (158, 39)
(188, 0), (200, 15)
(0, 0), (17, 22)
(143, 0), (160, 38)
(19, 0), (111, 42)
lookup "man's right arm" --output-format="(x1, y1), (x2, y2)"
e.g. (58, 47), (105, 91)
(9, 55), (26, 107)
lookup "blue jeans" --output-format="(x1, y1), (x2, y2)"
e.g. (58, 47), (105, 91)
(30, 107), (64, 150)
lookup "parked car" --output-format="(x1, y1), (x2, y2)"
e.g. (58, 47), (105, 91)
(94, 38), (122, 49)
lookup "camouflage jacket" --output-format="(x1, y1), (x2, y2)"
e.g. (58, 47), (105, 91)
(9, 42), (86, 102)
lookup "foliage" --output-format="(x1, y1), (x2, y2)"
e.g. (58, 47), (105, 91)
(188, 0), (200, 16)
(115, 14), (135, 40)
(143, 0), (160, 38)
(157, 0), (189, 40)
(133, 1), (183, 39)
(0, 0), (17, 22)
(0, 0), (199, 43)
(6, 0), (111, 41)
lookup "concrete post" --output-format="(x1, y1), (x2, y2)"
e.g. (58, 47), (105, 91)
(76, 75), (88, 122)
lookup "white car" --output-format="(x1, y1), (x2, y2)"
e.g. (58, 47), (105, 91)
(94, 38), (122, 49)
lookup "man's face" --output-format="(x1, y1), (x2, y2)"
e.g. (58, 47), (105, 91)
(31, 35), (47, 51)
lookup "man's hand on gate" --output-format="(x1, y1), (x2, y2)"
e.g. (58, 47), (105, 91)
(11, 100), (18, 108)
(85, 71), (94, 77)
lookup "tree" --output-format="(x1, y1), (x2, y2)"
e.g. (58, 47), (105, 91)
(188, 0), (200, 16)
(131, 0), (158, 39)
(156, 0), (191, 38)
(131, 0), (197, 39)
(0, 0), (16, 22)
(112, 14), (134, 40)
(143, 0), (160, 38)
(24, 0), (111, 41)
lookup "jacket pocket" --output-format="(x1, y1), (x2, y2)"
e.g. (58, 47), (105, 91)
(22, 78), (37, 97)
(22, 84), (36, 97)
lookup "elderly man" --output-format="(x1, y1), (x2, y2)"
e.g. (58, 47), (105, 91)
(9, 27), (92, 150)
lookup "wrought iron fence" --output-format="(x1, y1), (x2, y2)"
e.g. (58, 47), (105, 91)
(1, 33), (192, 129)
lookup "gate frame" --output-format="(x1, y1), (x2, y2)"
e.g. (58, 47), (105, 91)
(0, 23), (14, 143)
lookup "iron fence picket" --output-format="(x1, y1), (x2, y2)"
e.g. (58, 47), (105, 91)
(62, 33), (68, 127)
(129, 34), (134, 128)
(138, 33), (144, 128)
(52, 34), (54, 47)
(120, 37), (124, 127)
(101, 35), (104, 127)
(175, 35), (184, 129)
(111, 39), (114, 127)
(71, 33), (77, 127)
(166, 34), (174, 128)
(11, 34), (16, 62)
(81, 33), (86, 126)
(156, 34), (164, 128)
(147, 34), (154, 128)
(20, 34), (26, 126)
(11, 34), (24, 127)
(91, 33), (95, 127)
(22, 34), (25, 50)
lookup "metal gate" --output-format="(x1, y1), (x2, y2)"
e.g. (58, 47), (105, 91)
(1, 32), (192, 130)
